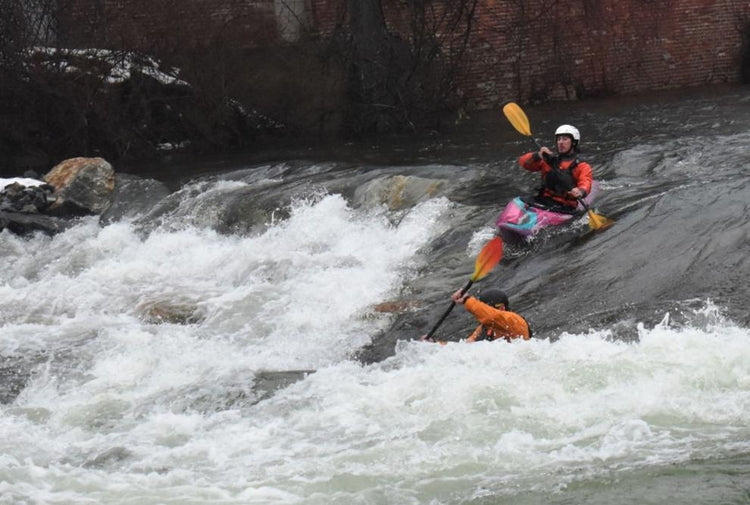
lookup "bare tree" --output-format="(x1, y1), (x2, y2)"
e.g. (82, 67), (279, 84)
(1, 0), (483, 172)
(344, 0), (479, 134)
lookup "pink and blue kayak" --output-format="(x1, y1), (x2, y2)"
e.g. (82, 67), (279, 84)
(496, 183), (599, 241)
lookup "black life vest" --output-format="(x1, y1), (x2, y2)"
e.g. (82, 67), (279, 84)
(541, 156), (579, 196)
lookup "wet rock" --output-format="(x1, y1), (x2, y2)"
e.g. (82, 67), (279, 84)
(0, 210), (69, 236)
(0, 181), (54, 213)
(352, 175), (448, 210)
(44, 157), (116, 216)
(100, 174), (171, 224)
(252, 370), (315, 404)
(83, 447), (133, 469)
(137, 300), (205, 325)
(1, 158), (118, 235)
(0, 358), (31, 405)
(373, 299), (421, 313)
(0, 180), (65, 235)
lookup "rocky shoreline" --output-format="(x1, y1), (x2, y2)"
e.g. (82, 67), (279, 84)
(1, 157), (116, 236)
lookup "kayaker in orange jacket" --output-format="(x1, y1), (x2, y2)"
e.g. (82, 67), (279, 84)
(519, 124), (593, 211)
(422, 287), (530, 343)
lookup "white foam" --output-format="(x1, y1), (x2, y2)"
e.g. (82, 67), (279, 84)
(2, 187), (749, 504)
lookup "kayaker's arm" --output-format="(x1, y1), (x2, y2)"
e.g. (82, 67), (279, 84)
(519, 151), (550, 172)
(463, 297), (530, 340)
(569, 162), (593, 198)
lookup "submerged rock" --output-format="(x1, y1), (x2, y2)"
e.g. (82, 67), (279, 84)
(137, 300), (205, 325)
(99, 174), (171, 224)
(83, 447), (134, 469)
(352, 174), (448, 210)
(373, 299), (421, 313)
(0, 358), (31, 405)
(0, 210), (69, 236)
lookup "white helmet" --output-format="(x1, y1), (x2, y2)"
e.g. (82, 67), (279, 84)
(554, 124), (580, 142)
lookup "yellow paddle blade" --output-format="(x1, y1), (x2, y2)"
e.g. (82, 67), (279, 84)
(587, 209), (614, 231)
(502, 102), (532, 137)
(471, 236), (503, 281)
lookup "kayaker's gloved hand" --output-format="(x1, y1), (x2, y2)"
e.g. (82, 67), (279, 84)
(419, 335), (447, 345)
(534, 146), (554, 162)
(451, 289), (470, 304)
(569, 187), (587, 199)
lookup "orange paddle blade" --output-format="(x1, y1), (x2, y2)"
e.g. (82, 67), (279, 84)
(471, 236), (503, 281)
(502, 102), (532, 137)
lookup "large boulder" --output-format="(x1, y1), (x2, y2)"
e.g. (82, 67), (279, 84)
(44, 157), (116, 216)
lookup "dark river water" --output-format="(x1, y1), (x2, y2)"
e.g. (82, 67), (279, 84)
(1, 84), (749, 504)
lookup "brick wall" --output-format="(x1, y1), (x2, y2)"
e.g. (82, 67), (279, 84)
(59, 0), (279, 51)
(59, 0), (749, 110)
(307, 0), (748, 108)
(453, 0), (749, 108)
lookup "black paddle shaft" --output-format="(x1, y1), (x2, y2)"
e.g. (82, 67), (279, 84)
(424, 278), (474, 340)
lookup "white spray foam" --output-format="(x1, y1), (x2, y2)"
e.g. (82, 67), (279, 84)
(2, 187), (749, 504)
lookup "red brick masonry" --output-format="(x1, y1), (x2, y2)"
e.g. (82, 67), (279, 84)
(61, 0), (749, 109)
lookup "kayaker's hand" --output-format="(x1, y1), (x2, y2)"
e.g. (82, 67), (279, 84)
(569, 187), (585, 199)
(539, 146), (554, 159)
(420, 335), (448, 345)
(451, 290), (469, 304)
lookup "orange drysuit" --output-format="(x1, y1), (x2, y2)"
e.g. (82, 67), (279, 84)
(519, 152), (593, 209)
(463, 297), (530, 342)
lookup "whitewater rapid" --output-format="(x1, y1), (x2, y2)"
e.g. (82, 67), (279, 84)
(2, 85), (750, 504)
(2, 187), (748, 505)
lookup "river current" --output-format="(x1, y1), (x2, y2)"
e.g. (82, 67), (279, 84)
(1, 85), (749, 504)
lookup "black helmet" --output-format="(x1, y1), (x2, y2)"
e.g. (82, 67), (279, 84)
(478, 288), (509, 310)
